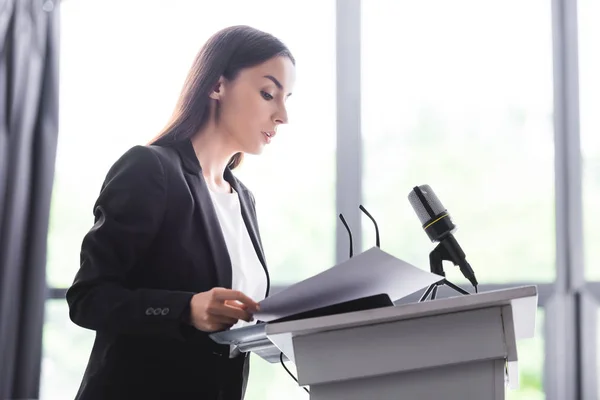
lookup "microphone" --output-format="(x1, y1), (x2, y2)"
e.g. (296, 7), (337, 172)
(408, 185), (478, 288)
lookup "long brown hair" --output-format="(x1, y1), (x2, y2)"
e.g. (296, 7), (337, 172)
(148, 25), (295, 169)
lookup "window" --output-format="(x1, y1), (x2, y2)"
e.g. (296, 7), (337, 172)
(42, 1), (561, 398)
(40, 301), (95, 398)
(42, 1), (335, 398)
(361, 1), (552, 397)
(361, 0), (555, 285)
(506, 310), (545, 400)
(598, 309), (600, 399)
(579, 0), (600, 281)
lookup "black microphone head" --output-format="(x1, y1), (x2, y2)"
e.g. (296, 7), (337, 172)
(408, 185), (457, 242)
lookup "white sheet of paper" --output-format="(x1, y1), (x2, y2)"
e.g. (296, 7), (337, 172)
(255, 247), (443, 321)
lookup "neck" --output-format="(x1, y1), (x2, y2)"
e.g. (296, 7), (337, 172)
(190, 121), (238, 187)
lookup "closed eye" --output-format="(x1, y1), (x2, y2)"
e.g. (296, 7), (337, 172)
(260, 91), (274, 101)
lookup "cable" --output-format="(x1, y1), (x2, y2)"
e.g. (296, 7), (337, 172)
(279, 352), (310, 394)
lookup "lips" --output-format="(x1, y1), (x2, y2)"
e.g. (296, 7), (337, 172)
(261, 131), (276, 143)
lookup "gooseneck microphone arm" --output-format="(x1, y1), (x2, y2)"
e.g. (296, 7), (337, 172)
(338, 213), (353, 258)
(338, 205), (380, 260)
(359, 204), (380, 248)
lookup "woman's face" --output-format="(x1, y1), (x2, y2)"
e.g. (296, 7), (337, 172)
(211, 56), (296, 155)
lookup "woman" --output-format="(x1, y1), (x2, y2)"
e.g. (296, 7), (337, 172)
(66, 25), (296, 400)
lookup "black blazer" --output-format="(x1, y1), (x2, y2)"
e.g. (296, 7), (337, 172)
(66, 139), (270, 400)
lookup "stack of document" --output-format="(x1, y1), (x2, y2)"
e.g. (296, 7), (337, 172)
(254, 247), (443, 322)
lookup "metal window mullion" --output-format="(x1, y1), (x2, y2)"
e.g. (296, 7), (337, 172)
(335, 0), (362, 264)
(547, 0), (585, 399)
(579, 292), (598, 399)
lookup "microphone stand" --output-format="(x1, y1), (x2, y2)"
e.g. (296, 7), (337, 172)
(419, 236), (474, 302)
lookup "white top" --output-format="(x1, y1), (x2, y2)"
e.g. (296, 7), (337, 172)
(208, 187), (268, 357)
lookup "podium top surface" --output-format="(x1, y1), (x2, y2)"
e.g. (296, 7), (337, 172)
(266, 285), (537, 340)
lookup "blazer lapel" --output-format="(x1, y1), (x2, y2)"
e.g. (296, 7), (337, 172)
(169, 139), (271, 296)
(226, 169), (271, 297)
(188, 172), (233, 290)
(169, 140), (232, 290)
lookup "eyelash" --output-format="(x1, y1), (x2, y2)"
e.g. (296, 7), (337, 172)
(260, 91), (274, 101)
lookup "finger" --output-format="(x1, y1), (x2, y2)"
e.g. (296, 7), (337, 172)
(213, 288), (258, 308)
(225, 300), (248, 310)
(221, 304), (253, 322)
(209, 303), (253, 322)
(209, 314), (238, 326)
(213, 289), (260, 310)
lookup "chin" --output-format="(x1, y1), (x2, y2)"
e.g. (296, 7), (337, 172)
(245, 144), (266, 156)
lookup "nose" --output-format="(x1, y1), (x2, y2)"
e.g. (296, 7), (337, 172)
(273, 104), (289, 125)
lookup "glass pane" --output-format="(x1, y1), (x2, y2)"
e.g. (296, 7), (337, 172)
(40, 300), (95, 399)
(246, 356), (309, 400)
(506, 309), (545, 400)
(579, 0), (600, 280)
(361, 0), (555, 284)
(45, 1), (335, 397)
(598, 309), (600, 400)
(47, 0), (336, 288)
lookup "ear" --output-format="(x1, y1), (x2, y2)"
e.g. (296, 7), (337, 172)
(209, 77), (226, 100)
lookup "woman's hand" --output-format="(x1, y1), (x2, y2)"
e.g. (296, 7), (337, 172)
(188, 287), (260, 332)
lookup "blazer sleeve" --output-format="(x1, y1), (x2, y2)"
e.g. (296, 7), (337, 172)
(66, 145), (195, 339)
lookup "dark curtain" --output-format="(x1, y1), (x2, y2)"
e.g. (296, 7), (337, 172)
(0, 0), (60, 398)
